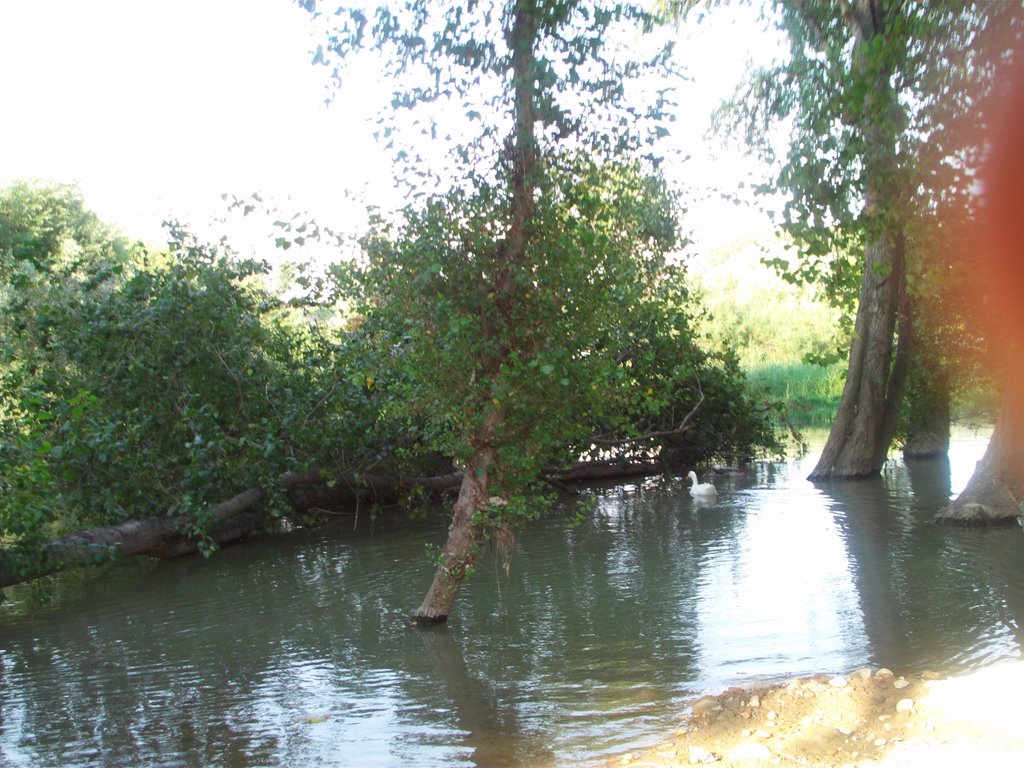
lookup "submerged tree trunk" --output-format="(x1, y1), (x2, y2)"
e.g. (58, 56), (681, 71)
(935, 371), (1024, 525)
(902, 358), (951, 460)
(0, 488), (264, 589)
(809, 231), (911, 479)
(809, 1), (911, 480)
(410, 451), (493, 624)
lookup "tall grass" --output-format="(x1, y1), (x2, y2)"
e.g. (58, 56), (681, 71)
(746, 361), (845, 429)
(688, 234), (847, 431)
(688, 232), (997, 438)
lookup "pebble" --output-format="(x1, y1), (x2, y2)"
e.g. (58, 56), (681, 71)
(852, 667), (874, 680)
(896, 698), (915, 713)
(829, 675), (849, 688)
(747, 694), (760, 708)
(876, 668), (894, 680)
(728, 742), (772, 762)
(893, 678), (910, 689)
(873, 738), (887, 747)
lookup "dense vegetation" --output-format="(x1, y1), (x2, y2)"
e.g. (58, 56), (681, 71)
(0, 170), (778, 587)
(4, 0), (1020, 603)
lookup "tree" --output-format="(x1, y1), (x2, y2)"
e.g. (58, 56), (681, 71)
(0, 183), (374, 580)
(936, 46), (1024, 526)
(706, 1), (1020, 479)
(305, 0), (689, 623)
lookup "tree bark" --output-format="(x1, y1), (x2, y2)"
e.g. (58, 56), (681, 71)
(283, 469), (464, 513)
(935, 372), (1024, 526)
(809, 1), (912, 480)
(410, 450), (493, 624)
(410, 0), (539, 624)
(809, 232), (911, 479)
(0, 488), (264, 589)
(902, 364), (950, 460)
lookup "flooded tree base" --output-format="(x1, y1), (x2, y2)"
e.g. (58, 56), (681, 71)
(605, 662), (1024, 768)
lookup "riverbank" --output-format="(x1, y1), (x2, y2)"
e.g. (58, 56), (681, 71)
(603, 659), (1024, 767)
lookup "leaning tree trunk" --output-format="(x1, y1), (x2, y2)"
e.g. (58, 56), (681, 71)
(410, 1), (539, 624)
(809, 1), (912, 480)
(809, 231), (911, 479)
(410, 449), (494, 624)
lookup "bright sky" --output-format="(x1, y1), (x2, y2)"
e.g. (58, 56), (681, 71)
(0, 0), (782, 253)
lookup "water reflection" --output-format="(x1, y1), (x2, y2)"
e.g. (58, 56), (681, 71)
(419, 625), (554, 767)
(693, 478), (867, 685)
(2, 430), (1021, 766)
(818, 454), (1023, 673)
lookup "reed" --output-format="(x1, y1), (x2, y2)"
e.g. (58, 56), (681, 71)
(746, 360), (845, 430)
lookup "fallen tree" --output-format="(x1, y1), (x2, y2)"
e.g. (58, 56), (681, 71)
(0, 489), (265, 589)
(1, 458), (675, 590)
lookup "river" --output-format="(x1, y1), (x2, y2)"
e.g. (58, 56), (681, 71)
(1, 429), (1021, 767)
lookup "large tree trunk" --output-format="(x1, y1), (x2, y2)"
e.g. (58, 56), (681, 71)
(809, 1), (912, 480)
(935, 372), (1024, 526)
(809, 232), (911, 479)
(935, 51), (1024, 525)
(902, 356), (951, 460)
(0, 488), (264, 589)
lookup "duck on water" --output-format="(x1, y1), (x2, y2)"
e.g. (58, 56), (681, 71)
(687, 471), (717, 497)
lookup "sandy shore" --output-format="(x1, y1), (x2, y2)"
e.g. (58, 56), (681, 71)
(601, 659), (1024, 767)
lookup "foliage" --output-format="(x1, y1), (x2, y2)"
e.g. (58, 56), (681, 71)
(0, 180), (130, 281)
(715, 0), (1024, 380)
(355, 154), (757, 500)
(314, 0), (781, 523)
(689, 235), (847, 431)
(0, 183), (378, 574)
(304, 0), (679, 195)
(690, 236), (846, 367)
(746, 362), (845, 433)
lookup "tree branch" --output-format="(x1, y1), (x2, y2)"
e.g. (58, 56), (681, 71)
(590, 377), (705, 448)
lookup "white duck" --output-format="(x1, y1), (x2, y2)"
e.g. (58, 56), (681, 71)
(687, 470), (717, 498)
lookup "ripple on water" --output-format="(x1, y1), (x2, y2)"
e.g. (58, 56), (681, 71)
(2, 435), (1021, 766)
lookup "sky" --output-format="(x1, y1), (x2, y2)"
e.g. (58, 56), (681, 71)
(0, 0), (783, 254)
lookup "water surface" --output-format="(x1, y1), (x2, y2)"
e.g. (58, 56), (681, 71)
(2, 430), (1021, 766)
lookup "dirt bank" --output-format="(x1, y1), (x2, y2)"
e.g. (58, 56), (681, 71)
(603, 660), (1024, 767)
